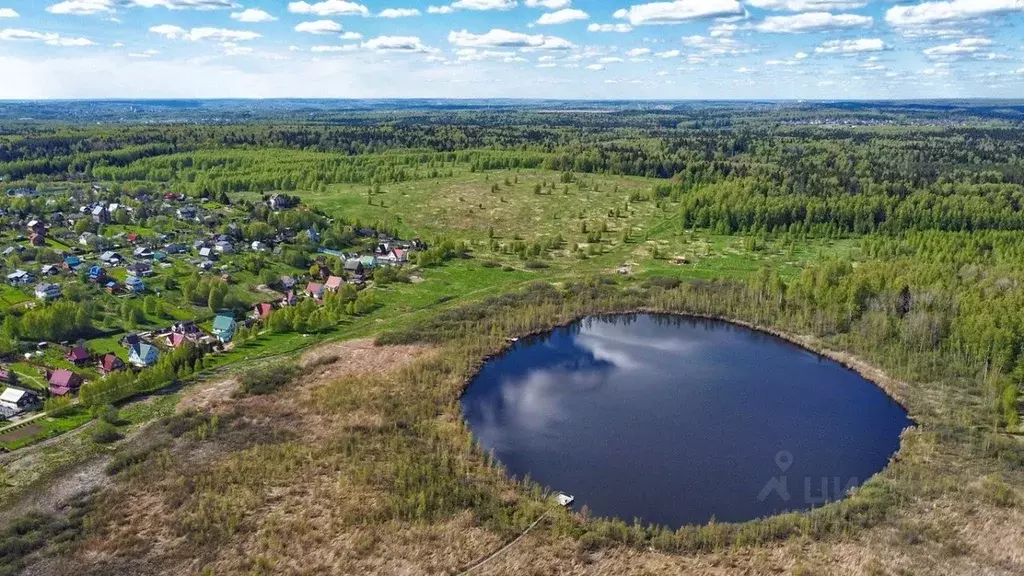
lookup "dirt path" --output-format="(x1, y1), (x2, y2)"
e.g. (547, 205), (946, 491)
(456, 512), (549, 576)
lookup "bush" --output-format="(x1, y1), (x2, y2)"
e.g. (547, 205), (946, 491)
(238, 363), (299, 396)
(524, 261), (549, 270)
(646, 275), (682, 290)
(90, 421), (123, 444)
(43, 396), (75, 417)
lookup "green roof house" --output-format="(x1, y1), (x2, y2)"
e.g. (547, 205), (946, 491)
(212, 314), (237, 343)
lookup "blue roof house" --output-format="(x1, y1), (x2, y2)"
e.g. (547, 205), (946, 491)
(125, 276), (145, 293)
(128, 342), (159, 368)
(212, 314), (237, 343)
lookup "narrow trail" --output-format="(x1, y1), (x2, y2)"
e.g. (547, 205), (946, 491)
(455, 512), (549, 576)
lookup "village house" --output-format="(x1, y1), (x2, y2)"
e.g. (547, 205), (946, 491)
(98, 353), (126, 375)
(40, 264), (59, 276)
(269, 194), (294, 211)
(128, 341), (159, 368)
(34, 283), (61, 301)
(0, 387), (39, 417)
(49, 369), (83, 396)
(325, 275), (345, 292)
(253, 302), (274, 320)
(250, 240), (267, 252)
(343, 259), (364, 277)
(305, 282), (325, 300)
(66, 345), (91, 366)
(99, 251), (123, 265)
(88, 265), (107, 283)
(127, 262), (153, 277)
(63, 255), (82, 271)
(280, 275), (296, 290)
(92, 205), (109, 224)
(8, 269), (33, 286)
(212, 314), (237, 343)
(29, 233), (46, 247)
(27, 219), (45, 236)
(125, 276), (145, 293)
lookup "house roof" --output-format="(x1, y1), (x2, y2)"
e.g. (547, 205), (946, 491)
(168, 333), (186, 347)
(132, 342), (157, 360)
(255, 302), (273, 318)
(0, 388), (28, 404)
(325, 276), (344, 289)
(100, 353), (123, 371)
(306, 282), (324, 295)
(49, 369), (80, 388)
(212, 314), (236, 331)
(67, 346), (89, 361)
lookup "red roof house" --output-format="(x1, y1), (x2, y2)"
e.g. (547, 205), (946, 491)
(305, 282), (325, 300)
(167, 333), (187, 348)
(49, 370), (83, 396)
(325, 275), (345, 292)
(65, 346), (91, 366)
(126, 232), (139, 243)
(254, 302), (274, 319)
(98, 353), (126, 375)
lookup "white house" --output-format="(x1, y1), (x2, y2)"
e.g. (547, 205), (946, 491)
(34, 283), (61, 300)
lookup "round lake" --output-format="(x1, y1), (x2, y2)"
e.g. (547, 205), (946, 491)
(461, 314), (912, 527)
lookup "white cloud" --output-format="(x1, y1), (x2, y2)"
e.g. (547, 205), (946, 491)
(0, 8), (17, 18)
(923, 37), (993, 58)
(886, 0), (1024, 28)
(746, 0), (868, 10)
(794, 51), (809, 59)
(288, 1), (369, 16)
(128, 0), (237, 8)
(656, 49), (680, 58)
(149, 25), (261, 41)
(0, 28), (95, 46)
(736, 66), (754, 73)
(525, 0), (570, 8)
(451, 0), (517, 9)
(680, 34), (751, 55)
(448, 28), (572, 50)
(46, 1), (114, 15)
(362, 35), (432, 52)
(536, 61), (557, 67)
(588, 23), (632, 32)
(815, 38), (888, 54)
(599, 56), (624, 63)
(231, 8), (276, 22)
(626, 47), (651, 56)
(378, 8), (420, 17)
(427, 5), (454, 13)
(586, 63), (604, 70)
(221, 42), (254, 56)
(536, 8), (588, 24)
(613, 0), (743, 26)
(753, 12), (872, 33)
(341, 31), (362, 39)
(295, 20), (343, 34)
(311, 44), (359, 52)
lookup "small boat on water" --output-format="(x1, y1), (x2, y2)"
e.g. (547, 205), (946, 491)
(555, 493), (575, 507)
(507, 337), (520, 343)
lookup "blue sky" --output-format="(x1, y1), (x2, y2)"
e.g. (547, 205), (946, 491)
(0, 0), (1022, 99)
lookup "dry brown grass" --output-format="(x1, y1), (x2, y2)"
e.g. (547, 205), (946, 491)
(17, 334), (1024, 576)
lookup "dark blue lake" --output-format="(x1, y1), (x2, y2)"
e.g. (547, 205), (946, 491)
(461, 315), (911, 527)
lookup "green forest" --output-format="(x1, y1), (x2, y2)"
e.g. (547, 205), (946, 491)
(0, 104), (1022, 576)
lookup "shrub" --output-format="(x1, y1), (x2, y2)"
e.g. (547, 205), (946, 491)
(238, 363), (299, 396)
(90, 421), (123, 444)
